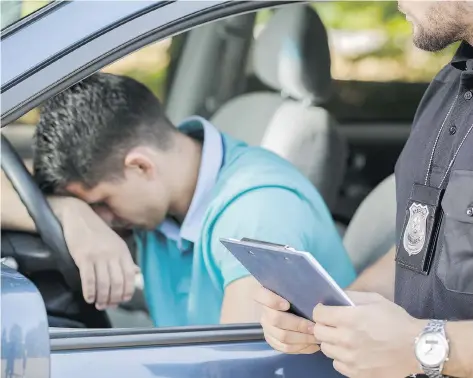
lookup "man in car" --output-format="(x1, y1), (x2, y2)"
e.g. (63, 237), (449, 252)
(1, 72), (356, 327)
(255, 2), (473, 378)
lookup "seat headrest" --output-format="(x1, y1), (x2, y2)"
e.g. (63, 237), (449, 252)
(253, 5), (332, 105)
(260, 103), (347, 210)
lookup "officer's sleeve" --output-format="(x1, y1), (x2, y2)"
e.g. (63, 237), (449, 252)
(208, 187), (317, 288)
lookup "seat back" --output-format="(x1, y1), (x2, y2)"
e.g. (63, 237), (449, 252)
(343, 174), (397, 273)
(211, 4), (347, 210)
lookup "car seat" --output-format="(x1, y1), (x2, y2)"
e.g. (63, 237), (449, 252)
(343, 174), (397, 274)
(211, 4), (347, 211)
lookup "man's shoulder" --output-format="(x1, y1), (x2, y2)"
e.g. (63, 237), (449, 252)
(220, 138), (307, 184)
(216, 148), (316, 204)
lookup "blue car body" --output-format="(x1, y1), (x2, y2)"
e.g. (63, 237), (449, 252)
(1, 264), (341, 378)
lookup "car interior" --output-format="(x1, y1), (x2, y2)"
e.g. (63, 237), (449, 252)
(1, 2), (431, 329)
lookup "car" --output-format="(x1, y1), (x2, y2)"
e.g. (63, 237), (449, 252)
(0, 1), (446, 377)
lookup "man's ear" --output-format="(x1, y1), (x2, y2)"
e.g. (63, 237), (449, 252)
(124, 148), (156, 179)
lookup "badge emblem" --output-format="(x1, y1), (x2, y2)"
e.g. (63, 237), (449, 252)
(403, 203), (429, 256)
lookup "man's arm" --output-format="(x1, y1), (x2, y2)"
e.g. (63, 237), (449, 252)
(1, 165), (138, 309)
(349, 246), (396, 301)
(209, 187), (355, 324)
(220, 276), (262, 324)
(1, 159), (37, 231)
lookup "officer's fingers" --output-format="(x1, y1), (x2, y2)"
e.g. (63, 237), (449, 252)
(261, 307), (315, 334)
(264, 333), (319, 355)
(254, 286), (290, 311)
(262, 323), (319, 345)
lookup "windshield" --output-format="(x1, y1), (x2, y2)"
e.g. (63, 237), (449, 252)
(1, 1), (51, 30)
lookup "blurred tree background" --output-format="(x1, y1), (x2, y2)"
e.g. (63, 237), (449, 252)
(313, 1), (458, 82)
(13, 1), (460, 125)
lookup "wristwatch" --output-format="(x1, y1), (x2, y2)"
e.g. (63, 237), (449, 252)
(414, 319), (450, 378)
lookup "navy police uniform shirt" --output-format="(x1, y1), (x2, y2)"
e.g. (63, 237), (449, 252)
(394, 42), (473, 320)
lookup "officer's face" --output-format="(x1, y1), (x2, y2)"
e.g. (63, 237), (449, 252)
(398, 1), (472, 52)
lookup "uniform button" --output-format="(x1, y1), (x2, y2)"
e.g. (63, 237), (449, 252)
(449, 125), (457, 135)
(465, 91), (473, 100)
(467, 207), (473, 217)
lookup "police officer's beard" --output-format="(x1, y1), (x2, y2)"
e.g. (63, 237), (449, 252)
(412, 6), (464, 52)
(413, 24), (461, 52)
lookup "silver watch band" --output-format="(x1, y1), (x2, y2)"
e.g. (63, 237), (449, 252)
(421, 319), (448, 378)
(425, 319), (446, 334)
(424, 367), (445, 378)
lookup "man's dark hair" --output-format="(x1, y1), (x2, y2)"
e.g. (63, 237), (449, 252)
(33, 72), (175, 193)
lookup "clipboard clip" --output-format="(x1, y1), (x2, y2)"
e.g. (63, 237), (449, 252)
(240, 238), (296, 251)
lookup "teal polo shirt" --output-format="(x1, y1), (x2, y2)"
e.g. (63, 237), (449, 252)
(135, 117), (356, 327)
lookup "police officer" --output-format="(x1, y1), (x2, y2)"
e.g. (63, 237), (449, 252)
(254, 2), (473, 377)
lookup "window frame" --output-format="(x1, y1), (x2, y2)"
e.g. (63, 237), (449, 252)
(49, 324), (264, 350)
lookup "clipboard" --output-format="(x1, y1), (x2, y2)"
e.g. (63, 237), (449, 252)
(220, 237), (354, 320)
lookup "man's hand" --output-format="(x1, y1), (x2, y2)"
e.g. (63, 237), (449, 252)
(52, 197), (139, 310)
(313, 291), (423, 378)
(254, 286), (320, 354)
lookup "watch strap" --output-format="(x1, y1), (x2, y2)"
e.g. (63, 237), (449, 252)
(424, 319), (446, 335)
(424, 367), (446, 378)
(420, 320), (448, 378)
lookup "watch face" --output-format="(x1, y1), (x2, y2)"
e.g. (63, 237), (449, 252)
(415, 332), (448, 367)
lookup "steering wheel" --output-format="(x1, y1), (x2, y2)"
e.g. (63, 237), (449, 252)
(1, 134), (111, 328)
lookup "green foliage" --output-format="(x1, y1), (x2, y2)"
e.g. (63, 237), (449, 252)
(312, 1), (458, 81)
(255, 8), (273, 25)
(313, 1), (458, 57)
(118, 67), (169, 101)
(21, 1), (50, 17)
(314, 1), (408, 32)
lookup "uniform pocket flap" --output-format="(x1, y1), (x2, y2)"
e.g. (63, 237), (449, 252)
(441, 170), (473, 223)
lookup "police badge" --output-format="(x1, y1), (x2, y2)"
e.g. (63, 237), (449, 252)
(396, 183), (444, 275)
(403, 203), (429, 256)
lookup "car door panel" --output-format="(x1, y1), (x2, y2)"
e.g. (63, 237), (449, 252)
(1, 265), (50, 378)
(2, 266), (343, 378)
(50, 334), (341, 378)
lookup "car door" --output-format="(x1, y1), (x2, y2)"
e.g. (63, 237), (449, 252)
(49, 326), (340, 378)
(1, 2), (343, 377)
(1, 263), (341, 378)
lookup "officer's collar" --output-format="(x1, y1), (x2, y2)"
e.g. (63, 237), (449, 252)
(451, 41), (473, 70)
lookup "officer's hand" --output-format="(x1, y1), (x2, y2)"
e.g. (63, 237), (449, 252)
(254, 286), (320, 354)
(313, 291), (423, 378)
(51, 197), (140, 310)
